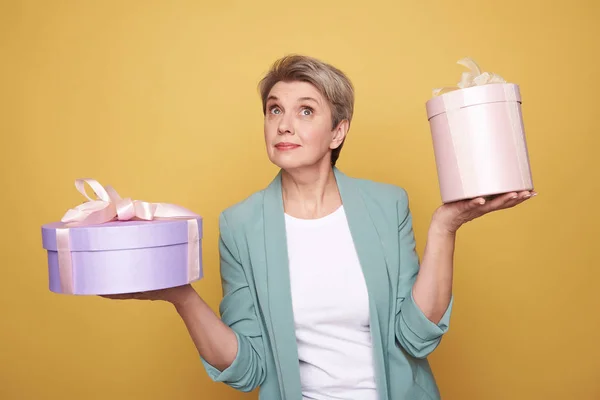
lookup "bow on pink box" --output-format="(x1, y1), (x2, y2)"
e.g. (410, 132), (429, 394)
(61, 178), (198, 226)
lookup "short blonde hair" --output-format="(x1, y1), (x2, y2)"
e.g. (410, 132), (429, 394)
(258, 54), (355, 166)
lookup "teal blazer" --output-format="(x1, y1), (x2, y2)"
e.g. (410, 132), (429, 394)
(201, 167), (453, 400)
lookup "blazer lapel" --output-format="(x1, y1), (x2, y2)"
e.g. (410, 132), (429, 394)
(333, 167), (391, 398)
(262, 171), (303, 400)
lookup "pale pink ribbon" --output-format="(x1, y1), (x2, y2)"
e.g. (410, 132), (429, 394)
(57, 179), (201, 294)
(432, 57), (506, 97)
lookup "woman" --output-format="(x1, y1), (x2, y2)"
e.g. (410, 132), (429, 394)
(105, 55), (535, 399)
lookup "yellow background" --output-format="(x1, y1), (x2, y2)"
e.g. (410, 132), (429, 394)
(2, 0), (598, 399)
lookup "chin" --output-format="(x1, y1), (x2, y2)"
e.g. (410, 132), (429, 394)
(270, 158), (307, 170)
(268, 154), (328, 171)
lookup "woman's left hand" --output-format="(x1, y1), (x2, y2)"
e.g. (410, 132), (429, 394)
(432, 190), (537, 235)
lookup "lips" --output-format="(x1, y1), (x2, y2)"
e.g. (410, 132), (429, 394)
(274, 142), (301, 150)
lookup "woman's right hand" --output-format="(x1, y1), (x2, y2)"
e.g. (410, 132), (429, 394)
(100, 284), (197, 309)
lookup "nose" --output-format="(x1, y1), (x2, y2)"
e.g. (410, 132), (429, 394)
(277, 113), (294, 135)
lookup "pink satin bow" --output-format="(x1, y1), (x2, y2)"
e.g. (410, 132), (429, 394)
(56, 178), (201, 294)
(61, 178), (198, 226)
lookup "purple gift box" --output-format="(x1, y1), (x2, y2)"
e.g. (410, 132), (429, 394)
(41, 179), (203, 295)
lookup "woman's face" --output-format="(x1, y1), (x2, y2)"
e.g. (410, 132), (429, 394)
(263, 80), (347, 171)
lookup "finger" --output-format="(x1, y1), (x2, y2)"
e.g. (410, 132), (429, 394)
(516, 190), (532, 199)
(469, 197), (487, 208)
(501, 196), (523, 209)
(460, 195), (504, 216)
(493, 190), (536, 210)
(481, 192), (518, 211)
(100, 294), (127, 300)
(99, 293), (140, 300)
(506, 190), (534, 205)
(511, 190), (537, 207)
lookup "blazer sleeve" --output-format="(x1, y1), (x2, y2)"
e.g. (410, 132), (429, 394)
(200, 212), (266, 392)
(394, 188), (453, 359)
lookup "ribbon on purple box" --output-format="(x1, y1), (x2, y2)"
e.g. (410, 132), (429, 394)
(56, 179), (201, 294)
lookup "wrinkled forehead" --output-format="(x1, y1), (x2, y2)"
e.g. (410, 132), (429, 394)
(267, 80), (325, 105)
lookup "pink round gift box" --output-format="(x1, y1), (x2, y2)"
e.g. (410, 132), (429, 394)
(425, 83), (534, 203)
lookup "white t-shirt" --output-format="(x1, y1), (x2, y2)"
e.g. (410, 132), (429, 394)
(284, 205), (378, 400)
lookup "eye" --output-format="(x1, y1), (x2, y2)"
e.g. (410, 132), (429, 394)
(300, 107), (313, 116)
(268, 105), (281, 115)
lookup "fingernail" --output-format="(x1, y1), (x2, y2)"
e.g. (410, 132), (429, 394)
(511, 195), (518, 199)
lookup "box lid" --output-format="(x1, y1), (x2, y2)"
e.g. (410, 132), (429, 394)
(425, 83), (521, 120)
(41, 217), (203, 252)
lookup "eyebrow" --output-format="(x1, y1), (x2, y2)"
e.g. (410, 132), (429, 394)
(266, 95), (320, 104)
(298, 96), (319, 104)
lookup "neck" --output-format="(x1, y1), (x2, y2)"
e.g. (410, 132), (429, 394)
(281, 162), (342, 219)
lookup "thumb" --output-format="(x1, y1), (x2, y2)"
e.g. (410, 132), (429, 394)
(468, 197), (486, 208)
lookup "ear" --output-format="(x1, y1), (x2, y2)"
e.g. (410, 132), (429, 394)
(330, 119), (349, 150)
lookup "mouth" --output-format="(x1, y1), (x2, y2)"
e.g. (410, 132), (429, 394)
(274, 142), (301, 151)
